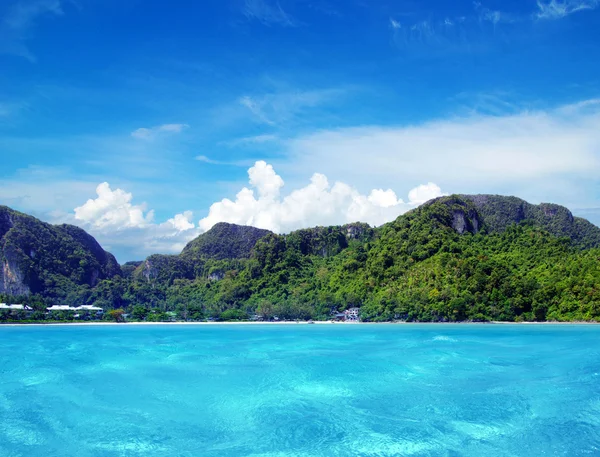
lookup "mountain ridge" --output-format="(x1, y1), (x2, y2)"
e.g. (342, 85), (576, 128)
(1, 195), (599, 323)
(0, 205), (121, 297)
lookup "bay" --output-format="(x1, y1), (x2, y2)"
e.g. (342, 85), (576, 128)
(1, 324), (599, 457)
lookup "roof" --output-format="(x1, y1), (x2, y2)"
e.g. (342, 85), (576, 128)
(0, 304), (32, 310)
(48, 305), (103, 311)
(47, 305), (74, 311)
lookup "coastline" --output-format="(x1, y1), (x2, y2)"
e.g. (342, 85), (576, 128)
(1, 320), (598, 327)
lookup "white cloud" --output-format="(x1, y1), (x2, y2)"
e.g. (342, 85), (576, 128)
(281, 99), (600, 200)
(222, 134), (279, 147)
(239, 88), (347, 125)
(74, 182), (155, 229)
(198, 161), (446, 233)
(195, 155), (224, 165)
(131, 123), (189, 141)
(473, 2), (518, 24)
(389, 18), (401, 29)
(408, 183), (447, 205)
(248, 161), (284, 199)
(195, 155), (254, 167)
(167, 211), (195, 231)
(536, 0), (599, 19)
(239, 96), (276, 125)
(69, 183), (199, 260)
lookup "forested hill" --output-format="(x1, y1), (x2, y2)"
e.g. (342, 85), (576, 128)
(0, 206), (121, 297)
(181, 222), (272, 260)
(460, 194), (600, 248)
(2, 195), (600, 322)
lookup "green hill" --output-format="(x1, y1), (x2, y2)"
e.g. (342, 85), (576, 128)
(181, 222), (272, 261)
(0, 206), (121, 300)
(460, 194), (600, 248)
(1, 195), (599, 322)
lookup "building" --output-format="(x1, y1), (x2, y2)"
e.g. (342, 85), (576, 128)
(0, 304), (34, 318)
(344, 308), (360, 322)
(331, 307), (361, 322)
(0, 304), (33, 311)
(47, 305), (104, 319)
(333, 312), (346, 321)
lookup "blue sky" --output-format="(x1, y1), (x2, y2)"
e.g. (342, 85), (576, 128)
(1, 0), (600, 261)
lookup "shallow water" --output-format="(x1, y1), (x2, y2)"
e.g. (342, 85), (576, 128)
(1, 324), (599, 457)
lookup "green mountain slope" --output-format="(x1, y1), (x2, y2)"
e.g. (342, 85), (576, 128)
(461, 194), (600, 248)
(181, 222), (272, 261)
(0, 206), (121, 299)
(2, 194), (599, 322)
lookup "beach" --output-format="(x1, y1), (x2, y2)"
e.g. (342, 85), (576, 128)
(2, 320), (598, 327)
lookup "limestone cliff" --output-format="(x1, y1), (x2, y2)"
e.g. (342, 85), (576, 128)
(0, 206), (121, 296)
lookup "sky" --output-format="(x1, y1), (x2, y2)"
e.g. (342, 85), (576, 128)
(1, 0), (600, 262)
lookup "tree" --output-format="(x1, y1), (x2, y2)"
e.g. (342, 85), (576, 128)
(106, 309), (125, 322)
(131, 305), (149, 321)
(219, 309), (249, 321)
(256, 300), (274, 320)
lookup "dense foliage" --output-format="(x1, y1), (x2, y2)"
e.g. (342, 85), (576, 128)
(0, 206), (121, 297)
(1, 196), (599, 322)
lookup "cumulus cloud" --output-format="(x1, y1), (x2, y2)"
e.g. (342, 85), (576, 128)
(60, 100), (600, 260)
(408, 183), (447, 205)
(131, 123), (189, 141)
(65, 161), (442, 260)
(198, 161), (446, 233)
(166, 211), (195, 232)
(74, 182), (155, 229)
(71, 183), (199, 260)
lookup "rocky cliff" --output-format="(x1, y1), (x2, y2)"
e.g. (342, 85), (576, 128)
(0, 206), (121, 296)
(459, 194), (600, 248)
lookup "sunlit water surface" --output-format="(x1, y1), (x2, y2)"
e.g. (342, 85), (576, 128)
(1, 324), (599, 457)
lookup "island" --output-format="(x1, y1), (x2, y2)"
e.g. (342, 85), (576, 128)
(1, 194), (599, 324)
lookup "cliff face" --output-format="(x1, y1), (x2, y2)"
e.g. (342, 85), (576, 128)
(407, 194), (600, 250)
(1, 246), (30, 295)
(459, 195), (600, 248)
(0, 206), (121, 296)
(135, 254), (194, 284)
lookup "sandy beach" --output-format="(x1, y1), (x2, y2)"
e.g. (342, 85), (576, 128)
(1, 320), (598, 327)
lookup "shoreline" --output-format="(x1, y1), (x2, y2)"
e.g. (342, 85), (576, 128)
(1, 320), (599, 327)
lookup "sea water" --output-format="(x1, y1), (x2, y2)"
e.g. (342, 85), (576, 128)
(0, 324), (599, 457)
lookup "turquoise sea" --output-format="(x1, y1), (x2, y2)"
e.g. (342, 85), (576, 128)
(1, 324), (599, 457)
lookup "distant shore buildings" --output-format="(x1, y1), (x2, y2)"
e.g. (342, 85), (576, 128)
(0, 304), (34, 319)
(0, 304), (33, 311)
(333, 307), (361, 322)
(47, 305), (104, 319)
(0, 304), (105, 320)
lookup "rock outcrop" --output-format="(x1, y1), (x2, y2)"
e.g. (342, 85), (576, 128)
(0, 206), (121, 296)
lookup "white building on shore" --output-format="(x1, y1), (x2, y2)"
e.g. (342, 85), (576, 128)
(332, 307), (361, 322)
(0, 304), (33, 311)
(47, 305), (104, 318)
(344, 308), (361, 322)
